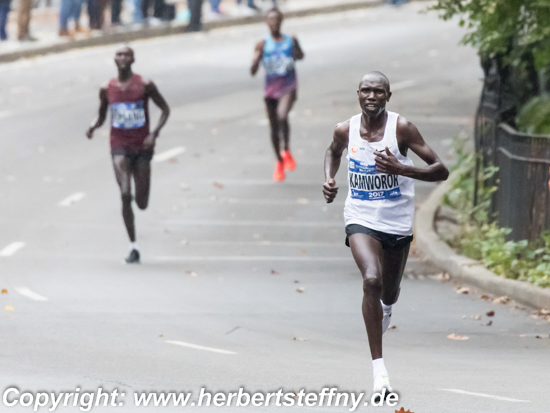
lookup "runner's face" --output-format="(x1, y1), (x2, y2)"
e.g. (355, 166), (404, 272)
(114, 48), (134, 71)
(266, 12), (283, 33)
(357, 76), (391, 117)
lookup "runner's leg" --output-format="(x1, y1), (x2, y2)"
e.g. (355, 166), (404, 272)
(112, 155), (136, 242)
(133, 158), (151, 210)
(276, 90), (297, 151)
(265, 98), (283, 162)
(381, 243), (410, 306)
(349, 233), (384, 360)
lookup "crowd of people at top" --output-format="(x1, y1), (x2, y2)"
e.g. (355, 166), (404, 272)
(0, 0), (270, 42)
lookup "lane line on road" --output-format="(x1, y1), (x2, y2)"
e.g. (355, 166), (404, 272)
(14, 287), (49, 302)
(155, 256), (349, 262)
(440, 389), (530, 403)
(59, 192), (86, 206)
(0, 242), (25, 257)
(153, 147), (186, 163)
(166, 340), (236, 355)
(391, 80), (417, 91)
(163, 220), (342, 227)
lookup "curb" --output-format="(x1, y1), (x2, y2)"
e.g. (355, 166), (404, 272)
(415, 170), (550, 310)
(0, 0), (383, 64)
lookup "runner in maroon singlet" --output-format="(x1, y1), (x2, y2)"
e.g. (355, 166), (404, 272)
(86, 46), (170, 263)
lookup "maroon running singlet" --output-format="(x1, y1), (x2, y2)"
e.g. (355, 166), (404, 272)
(107, 74), (151, 155)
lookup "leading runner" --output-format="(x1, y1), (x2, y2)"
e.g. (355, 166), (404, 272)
(250, 8), (304, 181)
(323, 72), (448, 397)
(86, 46), (170, 264)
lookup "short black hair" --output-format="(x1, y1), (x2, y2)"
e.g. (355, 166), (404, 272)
(360, 71), (390, 92)
(267, 8), (284, 19)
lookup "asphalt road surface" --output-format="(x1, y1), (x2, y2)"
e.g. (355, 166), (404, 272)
(0, 3), (549, 412)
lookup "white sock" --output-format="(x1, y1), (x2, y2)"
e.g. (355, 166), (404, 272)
(372, 358), (388, 380)
(381, 300), (392, 314)
(129, 242), (139, 252)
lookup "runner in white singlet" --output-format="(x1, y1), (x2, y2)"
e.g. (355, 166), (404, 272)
(323, 72), (449, 400)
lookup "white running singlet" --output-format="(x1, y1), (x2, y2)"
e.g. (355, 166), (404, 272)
(344, 111), (415, 236)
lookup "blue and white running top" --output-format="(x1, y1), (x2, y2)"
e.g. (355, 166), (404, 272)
(344, 111), (415, 236)
(262, 34), (297, 99)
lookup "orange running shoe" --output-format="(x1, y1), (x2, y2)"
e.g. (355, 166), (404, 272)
(273, 160), (285, 181)
(281, 150), (296, 171)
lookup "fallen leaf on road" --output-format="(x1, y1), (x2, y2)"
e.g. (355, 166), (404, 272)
(486, 311), (495, 317)
(293, 337), (308, 341)
(486, 320), (493, 326)
(168, 158), (178, 163)
(480, 294), (490, 300)
(297, 198), (309, 204)
(294, 280), (300, 283)
(296, 287), (305, 293)
(456, 287), (470, 294)
(213, 182), (224, 189)
(539, 309), (550, 316)
(159, 335), (163, 337)
(389, 325), (397, 330)
(271, 270), (278, 274)
(474, 315), (481, 320)
(1, 289), (7, 294)
(493, 296), (509, 304)
(300, 249), (306, 254)
(186, 271), (197, 277)
(447, 333), (469, 341)
(5, 306), (13, 311)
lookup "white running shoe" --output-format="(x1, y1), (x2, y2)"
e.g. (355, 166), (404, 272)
(372, 374), (393, 403)
(382, 310), (392, 334)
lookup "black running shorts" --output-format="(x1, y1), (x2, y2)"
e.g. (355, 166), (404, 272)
(111, 148), (154, 162)
(345, 224), (413, 250)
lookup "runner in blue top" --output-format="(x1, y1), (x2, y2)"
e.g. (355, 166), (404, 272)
(251, 8), (304, 181)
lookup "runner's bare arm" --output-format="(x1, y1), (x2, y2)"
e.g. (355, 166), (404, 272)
(373, 116), (449, 182)
(143, 81), (170, 149)
(86, 86), (109, 139)
(250, 40), (265, 76)
(292, 36), (304, 60)
(323, 121), (350, 203)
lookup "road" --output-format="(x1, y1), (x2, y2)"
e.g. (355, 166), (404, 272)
(0, 2), (549, 412)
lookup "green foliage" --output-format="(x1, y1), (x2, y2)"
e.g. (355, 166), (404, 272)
(430, 0), (550, 70)
(442, 136), (550, 287)
(516, 94), (550, 135)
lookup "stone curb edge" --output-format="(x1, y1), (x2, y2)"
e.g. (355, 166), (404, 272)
(415, 170), (550, 310)
(0, 0), (384, 64)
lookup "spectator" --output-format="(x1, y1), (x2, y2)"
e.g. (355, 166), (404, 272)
(209, 0), (221, 15)
(141, 0), (165, 22)
(18, 0), (36, 41)
(59, 0), (84, 36)
(0, 0), (10, 41)
(132, 0), (143, 23)
(111, 0), (123, 24)
(237, 0), (259, 13)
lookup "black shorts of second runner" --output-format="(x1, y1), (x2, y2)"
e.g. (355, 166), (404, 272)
(111, 148), (154, 162)
(345, 224), (413, 250)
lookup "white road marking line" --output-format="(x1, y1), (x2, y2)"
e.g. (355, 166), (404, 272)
(155, 256), (349, 262)
(163, 220), (342, 227)
(441, 389), (530, 403)
(391, 80), (417, 91)
(153, 147), (186, 163)
(0, 242), (25, 257)
(14, 287), (48, 302)
(59, 192), (86, 206)
(166, 340), (236, 355)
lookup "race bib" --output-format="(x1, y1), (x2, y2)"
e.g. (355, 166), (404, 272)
(348, 158), (401, 201)
(264, 54), (295, 77)
(111, 102), (146, 129)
